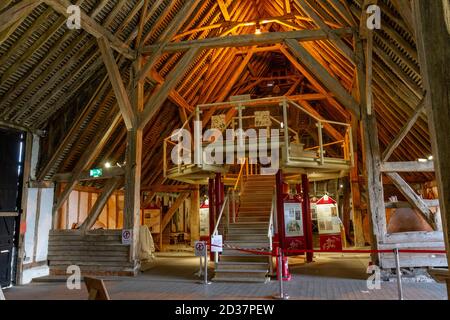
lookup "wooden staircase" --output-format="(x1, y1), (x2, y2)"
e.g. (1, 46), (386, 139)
(213, 175), (274, 283)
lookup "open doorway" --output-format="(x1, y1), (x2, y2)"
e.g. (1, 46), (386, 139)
(0, 128), (25, 288)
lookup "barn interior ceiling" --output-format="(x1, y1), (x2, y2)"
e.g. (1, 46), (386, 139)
(0, 0), (433, 187)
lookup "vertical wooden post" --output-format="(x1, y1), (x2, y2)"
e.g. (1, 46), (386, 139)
(355, 37), (386, 262)
(190, 185), (200, 245)
(124, 127), (142, 263)
(413, 0), (450, 296)
(122, 54), (144, 264)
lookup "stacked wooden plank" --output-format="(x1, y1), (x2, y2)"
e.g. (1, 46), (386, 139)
(48, 229), (137, 276)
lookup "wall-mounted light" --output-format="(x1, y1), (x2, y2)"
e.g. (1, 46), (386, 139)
(104, 162), (112, 168)
(428, 155), (434, 161)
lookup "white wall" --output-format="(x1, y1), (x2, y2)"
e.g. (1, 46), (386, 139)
(22, 187), (54, 284)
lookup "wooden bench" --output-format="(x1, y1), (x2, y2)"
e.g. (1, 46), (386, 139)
(84, 277), (111, 300)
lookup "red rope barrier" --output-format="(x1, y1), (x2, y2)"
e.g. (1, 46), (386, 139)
(207, 243), (446, 256)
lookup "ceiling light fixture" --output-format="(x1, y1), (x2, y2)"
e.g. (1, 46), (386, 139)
(255, 23), (262, 35)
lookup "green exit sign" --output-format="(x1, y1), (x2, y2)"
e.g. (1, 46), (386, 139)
(90, 168), (103, 178)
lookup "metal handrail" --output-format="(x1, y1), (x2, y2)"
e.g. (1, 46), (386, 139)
(234, 158), (247, 190)
(212, 194), (230, 236)
(268, 189), (276, 251)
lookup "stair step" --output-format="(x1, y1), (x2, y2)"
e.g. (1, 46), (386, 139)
(220, 254), (269, 263)
(217, 261), (268, 267)
(228, 229), (267, 235)
(215, 268), (268, 274)
(229, 222), (268, 227)
(237, 218), (269, 223)
(227, 235), (268, 241)
(212, 275), (269, 283)
(221, 245), (270, 251)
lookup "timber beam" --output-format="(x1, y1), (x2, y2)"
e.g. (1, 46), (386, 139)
(0, 0), (41, 33)
(142, 28), (354, 54)
(381, 161), (434, 173)
(141, 185), (198, 192)
(285, 38), (360, 117)
(43, 0), (136, 59)
(160, 192), (190, 232)
(53, 166), (125, 183)
(97, 36), (135, 129)
(79, 177), (122, 232)
(386, 172), (435, 228)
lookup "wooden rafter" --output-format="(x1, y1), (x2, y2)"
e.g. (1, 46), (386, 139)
(137, 0), (201, 83)
(386, 172), (435, 228)
(217, 0), (230, 21)
(79, 177), (123, 232)
(143, 27), (353, 54)
(97, 37), (135, 129)
(382, 95), (427, 162)
(0, 0), (41, 33)
(285, 39), (360, 117)
(139, 47), (201, 130)
(292, 0), (356, 65)
(160, 192), (190, 232)
(43, 0), (136, 59)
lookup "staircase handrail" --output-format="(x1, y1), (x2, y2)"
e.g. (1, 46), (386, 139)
(212, 192), (230, 236)
(234, 158), (247, 191)
(268, 188), (276, 251)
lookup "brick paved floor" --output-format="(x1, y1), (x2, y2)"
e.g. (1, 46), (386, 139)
(3, 253), (447, 300)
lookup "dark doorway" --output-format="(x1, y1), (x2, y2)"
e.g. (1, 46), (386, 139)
(0, 128), (25, 288)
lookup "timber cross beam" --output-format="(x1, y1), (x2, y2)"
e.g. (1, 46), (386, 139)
(43, 0), (136, 60)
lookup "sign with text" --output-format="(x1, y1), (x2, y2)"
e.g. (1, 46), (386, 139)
(211, 235), (223, 253)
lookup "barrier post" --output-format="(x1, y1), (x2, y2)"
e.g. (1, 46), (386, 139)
(393, 248), (404, 300)
(196, 255), (203, 277)
(273, 248), (289, 300)
(204, 243), (211, 285)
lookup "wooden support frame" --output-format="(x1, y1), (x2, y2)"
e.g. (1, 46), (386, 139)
(293, 0), (356, 65)
(138, 47), (200, 130)
(381, 161), (434, 173)
(51, 113), (122, 227)
(217, 0), (230, 21)
(355, 36), (386, 257)
(285, 38), (360, 117)
(0, 0), (41, 33)
(142, 28), (353, 54)
(386, 172), (435, 228)
(382, 96), (427, 161)
(123, 128), (142, 261)
(53, 166), (125, 183)
(136, 0), (201, 83)
(413, 1), (450, 292)
(160, 192), (190, 233)
(79, 177), (122, 232)
(43, 0), (135, 59)
(97, 37), (135, 129)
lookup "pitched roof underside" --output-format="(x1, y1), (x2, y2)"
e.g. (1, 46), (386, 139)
(0, 0), (433, 186)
